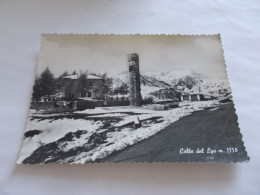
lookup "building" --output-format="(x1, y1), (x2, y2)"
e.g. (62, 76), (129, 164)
(103, 94), (130, 107)
(180, 94), (205, 102)
(151, 88), (179, 100)
(62, 74), (104, 100)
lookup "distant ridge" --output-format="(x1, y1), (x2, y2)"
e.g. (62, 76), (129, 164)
(111, 69), (230, 99)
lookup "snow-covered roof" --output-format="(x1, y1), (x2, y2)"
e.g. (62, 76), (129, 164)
(154, 98), (179, 103)
(76, 97), (100, 102)
(62, 75), (79, 79)
(108, 94), (129, 97)
(181, 93), (204, 96)
(62, 74), (102, 80)
(87, 75), (102, 79)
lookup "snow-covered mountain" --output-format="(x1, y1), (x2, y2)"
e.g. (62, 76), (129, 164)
(111, 69), (230, 99)
(144, 69), (203, 84)
(111, 71), (129, 89)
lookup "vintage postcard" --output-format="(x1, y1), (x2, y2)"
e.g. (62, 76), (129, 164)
(17, 34), (249, 164)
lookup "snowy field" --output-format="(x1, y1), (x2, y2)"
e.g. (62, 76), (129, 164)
(17, 100), (219, 164)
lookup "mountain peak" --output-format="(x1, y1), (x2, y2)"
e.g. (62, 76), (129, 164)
(110, 69), (229, 98)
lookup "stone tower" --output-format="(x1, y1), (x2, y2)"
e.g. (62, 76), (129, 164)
(128, 53), (142, 106)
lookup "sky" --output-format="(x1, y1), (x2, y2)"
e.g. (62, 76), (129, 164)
(38, 34), (228, 80)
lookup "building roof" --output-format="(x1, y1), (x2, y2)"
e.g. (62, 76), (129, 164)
(76, 97), (100, 102)
(87, 75), (102, 79)
(62, 74), (102, 80)
(181, 93), (204, 96)
(108, 94), (129, 97)
(62, 75), (79, 79)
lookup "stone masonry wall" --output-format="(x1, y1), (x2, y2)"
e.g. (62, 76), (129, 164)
(128, 53), (142, 106)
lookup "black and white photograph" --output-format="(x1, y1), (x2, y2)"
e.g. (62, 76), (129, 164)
(17, 34), (249, 164)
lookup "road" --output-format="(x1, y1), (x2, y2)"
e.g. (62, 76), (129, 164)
(101, 103), (249, 163)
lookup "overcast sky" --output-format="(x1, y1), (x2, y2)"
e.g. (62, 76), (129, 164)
(38, 34), (228, 80)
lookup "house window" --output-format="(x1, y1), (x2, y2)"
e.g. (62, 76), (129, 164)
(191, 95), (198, 101)
(69, 92), (74, 99)
(81, 92), (86, 97)
(89, 82), (93, 86)
(95, 91), (100, 97)
(87, 92), (92, 97)
(74, 81), (79, 87)
(183, 96), (189, 101)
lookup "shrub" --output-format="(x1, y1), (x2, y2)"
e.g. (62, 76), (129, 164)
(142, 96), (154, 105)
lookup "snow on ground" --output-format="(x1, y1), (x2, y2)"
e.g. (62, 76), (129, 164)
(141, 85), (163, 98)
(75, 100), (219, 163)
(27, 109), (69, 117)
(17, 117), (103, 163)
(18, 100), (219, 163)
(210, 107), (220, 111)
(87, 113), (129, 118)
(75, 106), (149, 114)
